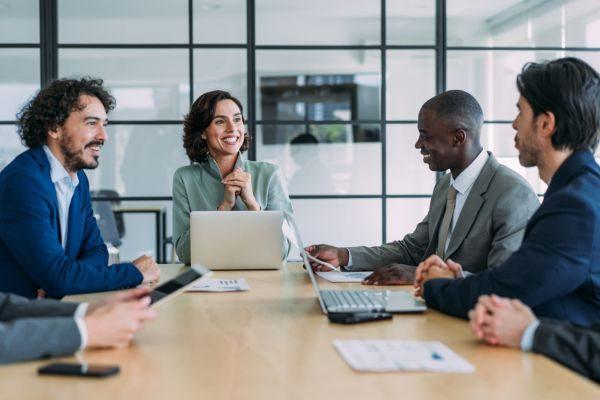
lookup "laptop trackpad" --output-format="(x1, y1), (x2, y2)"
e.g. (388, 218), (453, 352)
(385, 291), (427, 313)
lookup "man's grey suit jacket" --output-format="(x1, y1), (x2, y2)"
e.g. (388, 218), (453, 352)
(0, 292), (81, 364)
(347, 153), (540, 273)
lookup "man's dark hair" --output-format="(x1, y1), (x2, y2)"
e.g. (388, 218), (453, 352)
(517, 57), (600, 152)
(183, 90), (250, 163)
(421, 90), (484, 141)
(16, 77), (115, 148)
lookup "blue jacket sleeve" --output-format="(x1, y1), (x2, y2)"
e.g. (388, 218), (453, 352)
(0, 171), (142, 297)
(423, 193), (594, 319)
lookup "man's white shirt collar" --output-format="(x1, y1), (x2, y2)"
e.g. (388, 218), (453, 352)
(450, 149), (488, 194)
(43, 145), (79, 187)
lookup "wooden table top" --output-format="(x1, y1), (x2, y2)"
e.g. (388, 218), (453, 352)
(1, 264), (597, 399)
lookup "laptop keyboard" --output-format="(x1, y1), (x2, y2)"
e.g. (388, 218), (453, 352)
(321, 290), (385, 312)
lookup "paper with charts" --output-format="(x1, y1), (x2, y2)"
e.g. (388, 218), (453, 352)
(333, 340), (475, 373)
(187, 278), (250, 292)
(316, 271), (373, 283)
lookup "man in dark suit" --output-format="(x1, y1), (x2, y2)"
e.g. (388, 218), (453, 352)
(0, 78), (160, 298)
(306, 90), (540, 284)
(415, 57), (600, 326)
(0, 287), (156, 364)
(468, 295), (600, 383)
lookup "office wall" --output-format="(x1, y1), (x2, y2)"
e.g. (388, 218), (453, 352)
(1, 0), (599, 261)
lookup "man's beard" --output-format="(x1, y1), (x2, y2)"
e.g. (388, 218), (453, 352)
(59, 136), (102, 172)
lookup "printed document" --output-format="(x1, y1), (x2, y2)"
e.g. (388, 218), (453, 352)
(333, 340), (475, 373)
(187, 278), (250, 292)
(316, 271), (373, 283)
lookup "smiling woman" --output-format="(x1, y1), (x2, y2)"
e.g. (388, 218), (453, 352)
(172, 90), (294, 265)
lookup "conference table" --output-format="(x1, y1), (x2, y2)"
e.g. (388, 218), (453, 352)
(1, 264), (598, 399)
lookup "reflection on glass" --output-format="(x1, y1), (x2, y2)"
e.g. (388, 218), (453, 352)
(386, 198), (431, 242)
(387, 0), (435, 45)
(0, 49), (40, 120)
(386, 124), (436, 195)
(448, 0), (600, 47)
(58, 0), (188, 43)
(194, 0), (246, 43)
(386, 50), (436, 120)
(448, 50), (600, 121)
(256, 0), (379, 45)
(256, 124), (381, 195)
(0, 0), (39, 43)
(59, 49), (189, 120)
(257, 50), (380, 121)
(289, 199), (382, 259)
(86, 125), (188, 196)
(193, 49), (247, 108)
(0, 126), (26, 171)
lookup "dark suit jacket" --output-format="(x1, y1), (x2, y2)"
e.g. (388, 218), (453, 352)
(533, 319), (600, 383)
(347, 153), (540, 273)
(424, 150), (600, 326)
(0, 148), (143, 298)
(0, 291), (81, 364)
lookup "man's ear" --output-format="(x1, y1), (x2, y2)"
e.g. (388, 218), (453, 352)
(538, 111), (556, 140)
(47, 126), (60, 141)
(453, 129), (466, 146)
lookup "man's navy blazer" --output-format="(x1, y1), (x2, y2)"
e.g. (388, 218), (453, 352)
(0, 148), (143, 298)
(424, 150), (600, 326)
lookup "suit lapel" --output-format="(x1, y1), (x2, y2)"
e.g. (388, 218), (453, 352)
(445, 154), (499, 259)
(65, 185), (83, 256)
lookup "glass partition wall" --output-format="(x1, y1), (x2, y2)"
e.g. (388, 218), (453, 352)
(1, 0), (599, 261)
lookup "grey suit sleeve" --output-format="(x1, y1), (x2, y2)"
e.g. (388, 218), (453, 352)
(487, 182), (540, 268)
(0, 292), (79, 321)
(0, 317), (81, 364)
(532, 320), (600, 383)
(346, 213), (430, 271)
(173, 171), (192, 265)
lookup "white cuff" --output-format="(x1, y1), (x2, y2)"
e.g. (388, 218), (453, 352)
(520, 319), (540, 352)
(346, 249), (353, 267)
(74, 303), (89, 351)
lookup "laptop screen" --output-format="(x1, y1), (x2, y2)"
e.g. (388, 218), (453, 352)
(283, 213), (328, 314)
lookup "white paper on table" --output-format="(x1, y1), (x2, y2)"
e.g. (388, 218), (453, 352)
(187, 278), (250, 292)
(333, 340), (475, 373)
(316, 271), (373, 283)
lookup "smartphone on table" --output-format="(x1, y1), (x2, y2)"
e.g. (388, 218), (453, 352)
(38, 362), (119, 378)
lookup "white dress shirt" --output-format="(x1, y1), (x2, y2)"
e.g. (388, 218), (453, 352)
(43, 145), (79, 249)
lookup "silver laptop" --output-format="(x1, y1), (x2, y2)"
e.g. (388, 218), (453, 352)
(283, 214), (427, 314)
(190, 211), (285, 270)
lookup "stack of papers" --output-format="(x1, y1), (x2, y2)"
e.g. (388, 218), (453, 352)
(187, 278), (250, 292)
(316, 271), (373, 283)
(333, 340), (475, 373)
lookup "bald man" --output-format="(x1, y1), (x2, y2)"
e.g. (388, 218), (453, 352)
(306, 90), (540, 284)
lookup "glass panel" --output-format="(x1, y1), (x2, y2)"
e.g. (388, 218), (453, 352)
(59, 49), (189, 120)
(255, 124), (381, 195)
(448, 0), (600, 47)
(386, 198), (431, 242)
(256, 50), (381, 121)
(0, 49), (40, 120)
(448, 50), (600, 121)
(386, 50), (436, 120)
(193, 49), (247, 109)
(0, 125), (26, 171)
(256, 0), (380, 45)
(58, 0), (188, 43)
(387, 0), (435, 45)
(386, 124), (436, 195)
(0, 0), (39, 43)
(86, 125), (188, 196)
(193, 0), (246, 43)
(288, 199), (382, 259)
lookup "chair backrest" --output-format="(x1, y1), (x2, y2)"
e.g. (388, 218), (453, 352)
(91, 190), (123, 248)
(91, 189), (125, 239)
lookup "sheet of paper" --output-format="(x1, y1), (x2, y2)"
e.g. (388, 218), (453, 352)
(316, 271), (373, 283)
(187, 278), (250, 292)
(333, 340), (475, 373)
